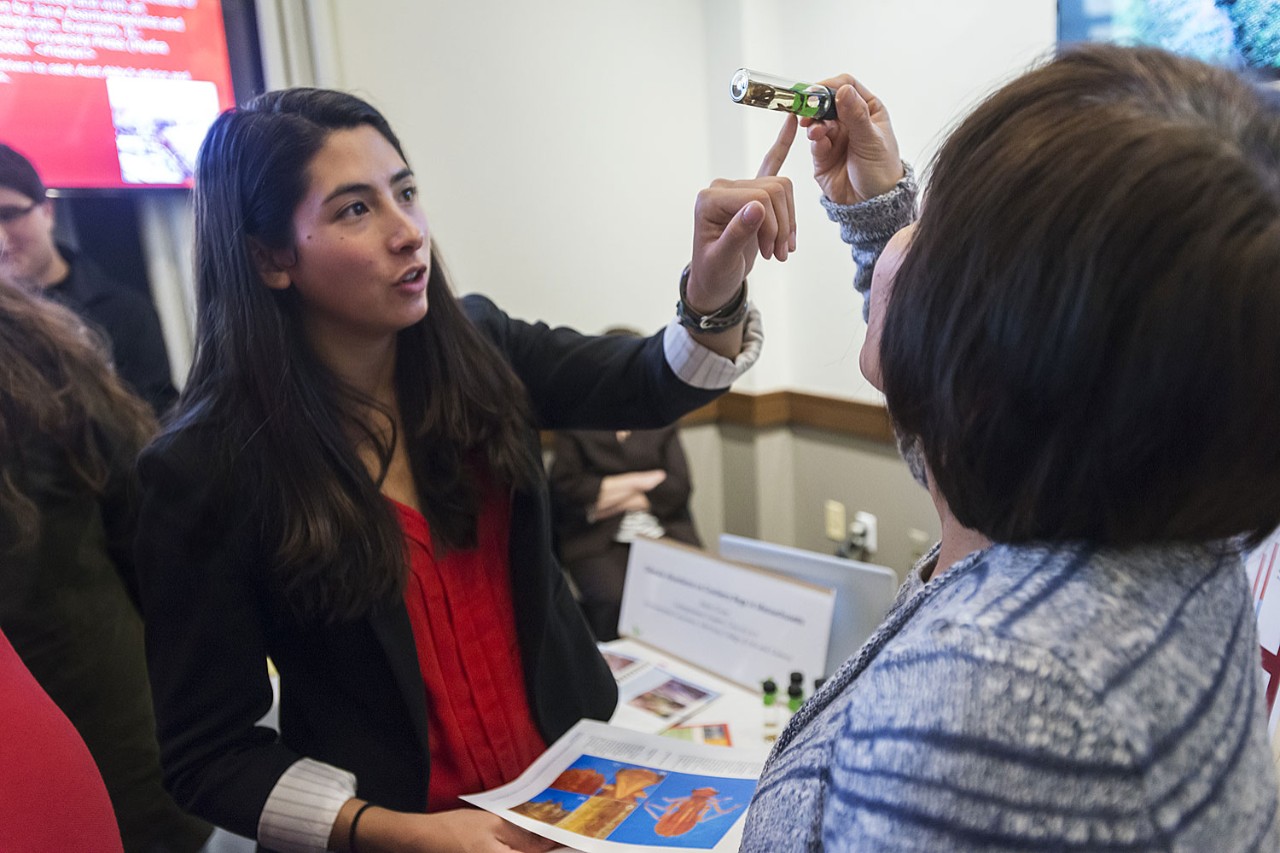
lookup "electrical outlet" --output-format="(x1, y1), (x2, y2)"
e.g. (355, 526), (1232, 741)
(824, 500), (846, 540)
(853, 511), (878, 554)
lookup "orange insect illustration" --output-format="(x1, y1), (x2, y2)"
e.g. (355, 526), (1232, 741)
(645, 786), (741, 837)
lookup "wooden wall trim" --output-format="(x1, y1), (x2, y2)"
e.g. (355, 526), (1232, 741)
(680, 390), (894, 444)
(710, 390), (790, 428)
(542, 392), (893, 447)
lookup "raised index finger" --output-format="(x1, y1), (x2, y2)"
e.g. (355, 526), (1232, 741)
(757, 114), (798, 178)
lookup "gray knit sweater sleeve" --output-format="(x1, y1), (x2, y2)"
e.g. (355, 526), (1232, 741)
(818, 165), (918, 322)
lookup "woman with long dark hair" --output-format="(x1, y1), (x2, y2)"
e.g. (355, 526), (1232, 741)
(135, 87), (793, 852)
(0, 282), (211, 852)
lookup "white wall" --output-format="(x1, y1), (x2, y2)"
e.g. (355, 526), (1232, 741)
(326, 0), (714, 348)
(321, 0), (1057, 401)
(754, 0), (1058, 400)
(144, 0), (1059, 566)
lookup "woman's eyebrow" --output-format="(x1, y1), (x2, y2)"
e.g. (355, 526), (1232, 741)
(322, 182), (373, 204)
(322, 169), (415, 204)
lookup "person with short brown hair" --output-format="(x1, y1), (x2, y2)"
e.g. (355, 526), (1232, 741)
(742, 44), (1280, 851)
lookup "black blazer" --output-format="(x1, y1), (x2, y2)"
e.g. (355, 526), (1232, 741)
(135, 296), (724, 839)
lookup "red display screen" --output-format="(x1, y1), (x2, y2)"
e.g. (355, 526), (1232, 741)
(0, 0), (237, 190)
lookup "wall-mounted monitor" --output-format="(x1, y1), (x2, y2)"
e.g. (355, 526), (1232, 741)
(0, 0), (243, 190)
(1059, 0), (1280, 80)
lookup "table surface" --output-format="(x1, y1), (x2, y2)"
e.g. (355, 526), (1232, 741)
(603, 637), (798, 760)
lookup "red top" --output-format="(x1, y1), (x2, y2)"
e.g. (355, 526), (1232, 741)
(392, 492), (548, 811)
(0, 628), (123, 852)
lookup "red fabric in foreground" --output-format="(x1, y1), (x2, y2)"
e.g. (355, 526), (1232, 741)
(0, 627), (123, 852)
(393, 493), (548, 811)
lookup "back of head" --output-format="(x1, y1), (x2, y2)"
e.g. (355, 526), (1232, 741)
(0, 282), (156, 549)
(880, 44), (1280, 547)
(0, 144), (45, 202)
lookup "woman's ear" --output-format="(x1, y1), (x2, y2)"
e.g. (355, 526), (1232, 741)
(249, 239), (294, 291)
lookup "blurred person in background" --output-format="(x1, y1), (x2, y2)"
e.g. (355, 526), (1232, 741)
(0, 143), (177, 414)
(0, 279), (211, 852)
(550, 328), (703, 641)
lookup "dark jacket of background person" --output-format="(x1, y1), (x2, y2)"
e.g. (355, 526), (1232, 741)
(135, 295), (724, 840)
(0, 284), (210, 852)
(550, 426), (700, 562)
(45, 243), (178, 415)
(550, 426), (701, 638)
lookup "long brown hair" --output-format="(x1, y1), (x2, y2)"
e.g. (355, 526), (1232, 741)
(0, 282), (156, 550)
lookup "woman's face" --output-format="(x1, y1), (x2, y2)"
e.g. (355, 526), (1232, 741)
(266, 124), (431, 354)
(860, 221), (916, 391)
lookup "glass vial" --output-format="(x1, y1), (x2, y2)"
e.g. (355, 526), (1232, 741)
(730, 68), (836, 120)
(761, 678), (781, 742)
(787, 671), (805, 716)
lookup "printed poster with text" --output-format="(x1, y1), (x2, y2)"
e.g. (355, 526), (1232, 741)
(618, 538), (834, 691)
(463, 720), (763, 853)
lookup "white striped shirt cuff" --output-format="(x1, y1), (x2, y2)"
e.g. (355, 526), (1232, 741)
(662, 303), (763, 389)
(257, 758), (357, 853)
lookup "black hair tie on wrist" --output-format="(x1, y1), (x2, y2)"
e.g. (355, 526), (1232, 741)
(349, 802), (375, 853)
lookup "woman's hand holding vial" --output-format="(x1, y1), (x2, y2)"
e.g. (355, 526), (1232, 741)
(731, 69), (904, 205)
(799, 74), (905, 205)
